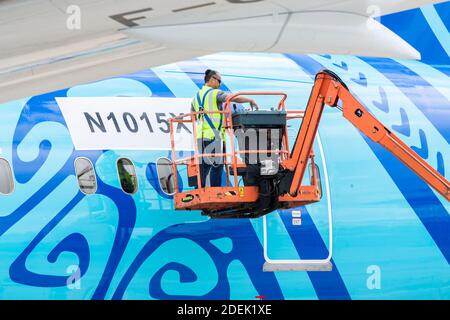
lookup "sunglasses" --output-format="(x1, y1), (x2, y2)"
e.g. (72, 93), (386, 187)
(212, 76), (222, 84)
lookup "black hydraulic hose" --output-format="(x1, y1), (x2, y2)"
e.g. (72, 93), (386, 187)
(315, 69), (348, 90)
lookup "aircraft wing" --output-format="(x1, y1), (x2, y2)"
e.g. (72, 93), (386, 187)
(0, 0), (445, 103)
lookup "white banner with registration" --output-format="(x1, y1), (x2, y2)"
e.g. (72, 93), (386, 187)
(56, 97), (194, 150)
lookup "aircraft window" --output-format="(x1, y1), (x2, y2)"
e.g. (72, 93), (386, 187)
(0, 158), (14, 195)
(156, 157), (176, 196)
(117, 158), (138, 194)
(74, 157), (97, 195)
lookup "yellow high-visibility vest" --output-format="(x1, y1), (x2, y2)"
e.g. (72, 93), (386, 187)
(192, 85), (225, 140)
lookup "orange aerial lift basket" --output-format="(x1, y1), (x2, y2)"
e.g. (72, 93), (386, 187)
(165, 70), (450, 219)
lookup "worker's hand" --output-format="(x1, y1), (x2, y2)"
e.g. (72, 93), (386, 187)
(250, 100), (259, 111)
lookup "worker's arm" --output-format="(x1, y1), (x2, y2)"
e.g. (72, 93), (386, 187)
(191, 100), (198, 120)
(218, 91), (259, 110)
(231, 96), (259, 110)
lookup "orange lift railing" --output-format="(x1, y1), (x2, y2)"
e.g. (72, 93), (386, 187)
(167, 70), (450, 219)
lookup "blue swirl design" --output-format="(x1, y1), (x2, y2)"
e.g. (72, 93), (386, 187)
(1, 86), (140, 298)
(0, 71), (288, 300)
(112, 219), (283, 300)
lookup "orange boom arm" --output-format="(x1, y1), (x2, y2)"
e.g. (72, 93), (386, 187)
(282, 70), (450, 201)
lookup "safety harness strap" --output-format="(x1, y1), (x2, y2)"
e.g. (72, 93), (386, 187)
(196, 88), (222, 134)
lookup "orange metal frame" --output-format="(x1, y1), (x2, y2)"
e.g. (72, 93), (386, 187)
(169, 71), (449, 216)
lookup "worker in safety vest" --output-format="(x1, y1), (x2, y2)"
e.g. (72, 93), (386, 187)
(191, 69), (259, 188)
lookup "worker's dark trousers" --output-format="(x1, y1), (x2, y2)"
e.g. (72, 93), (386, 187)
(197, 138), (224, 188)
